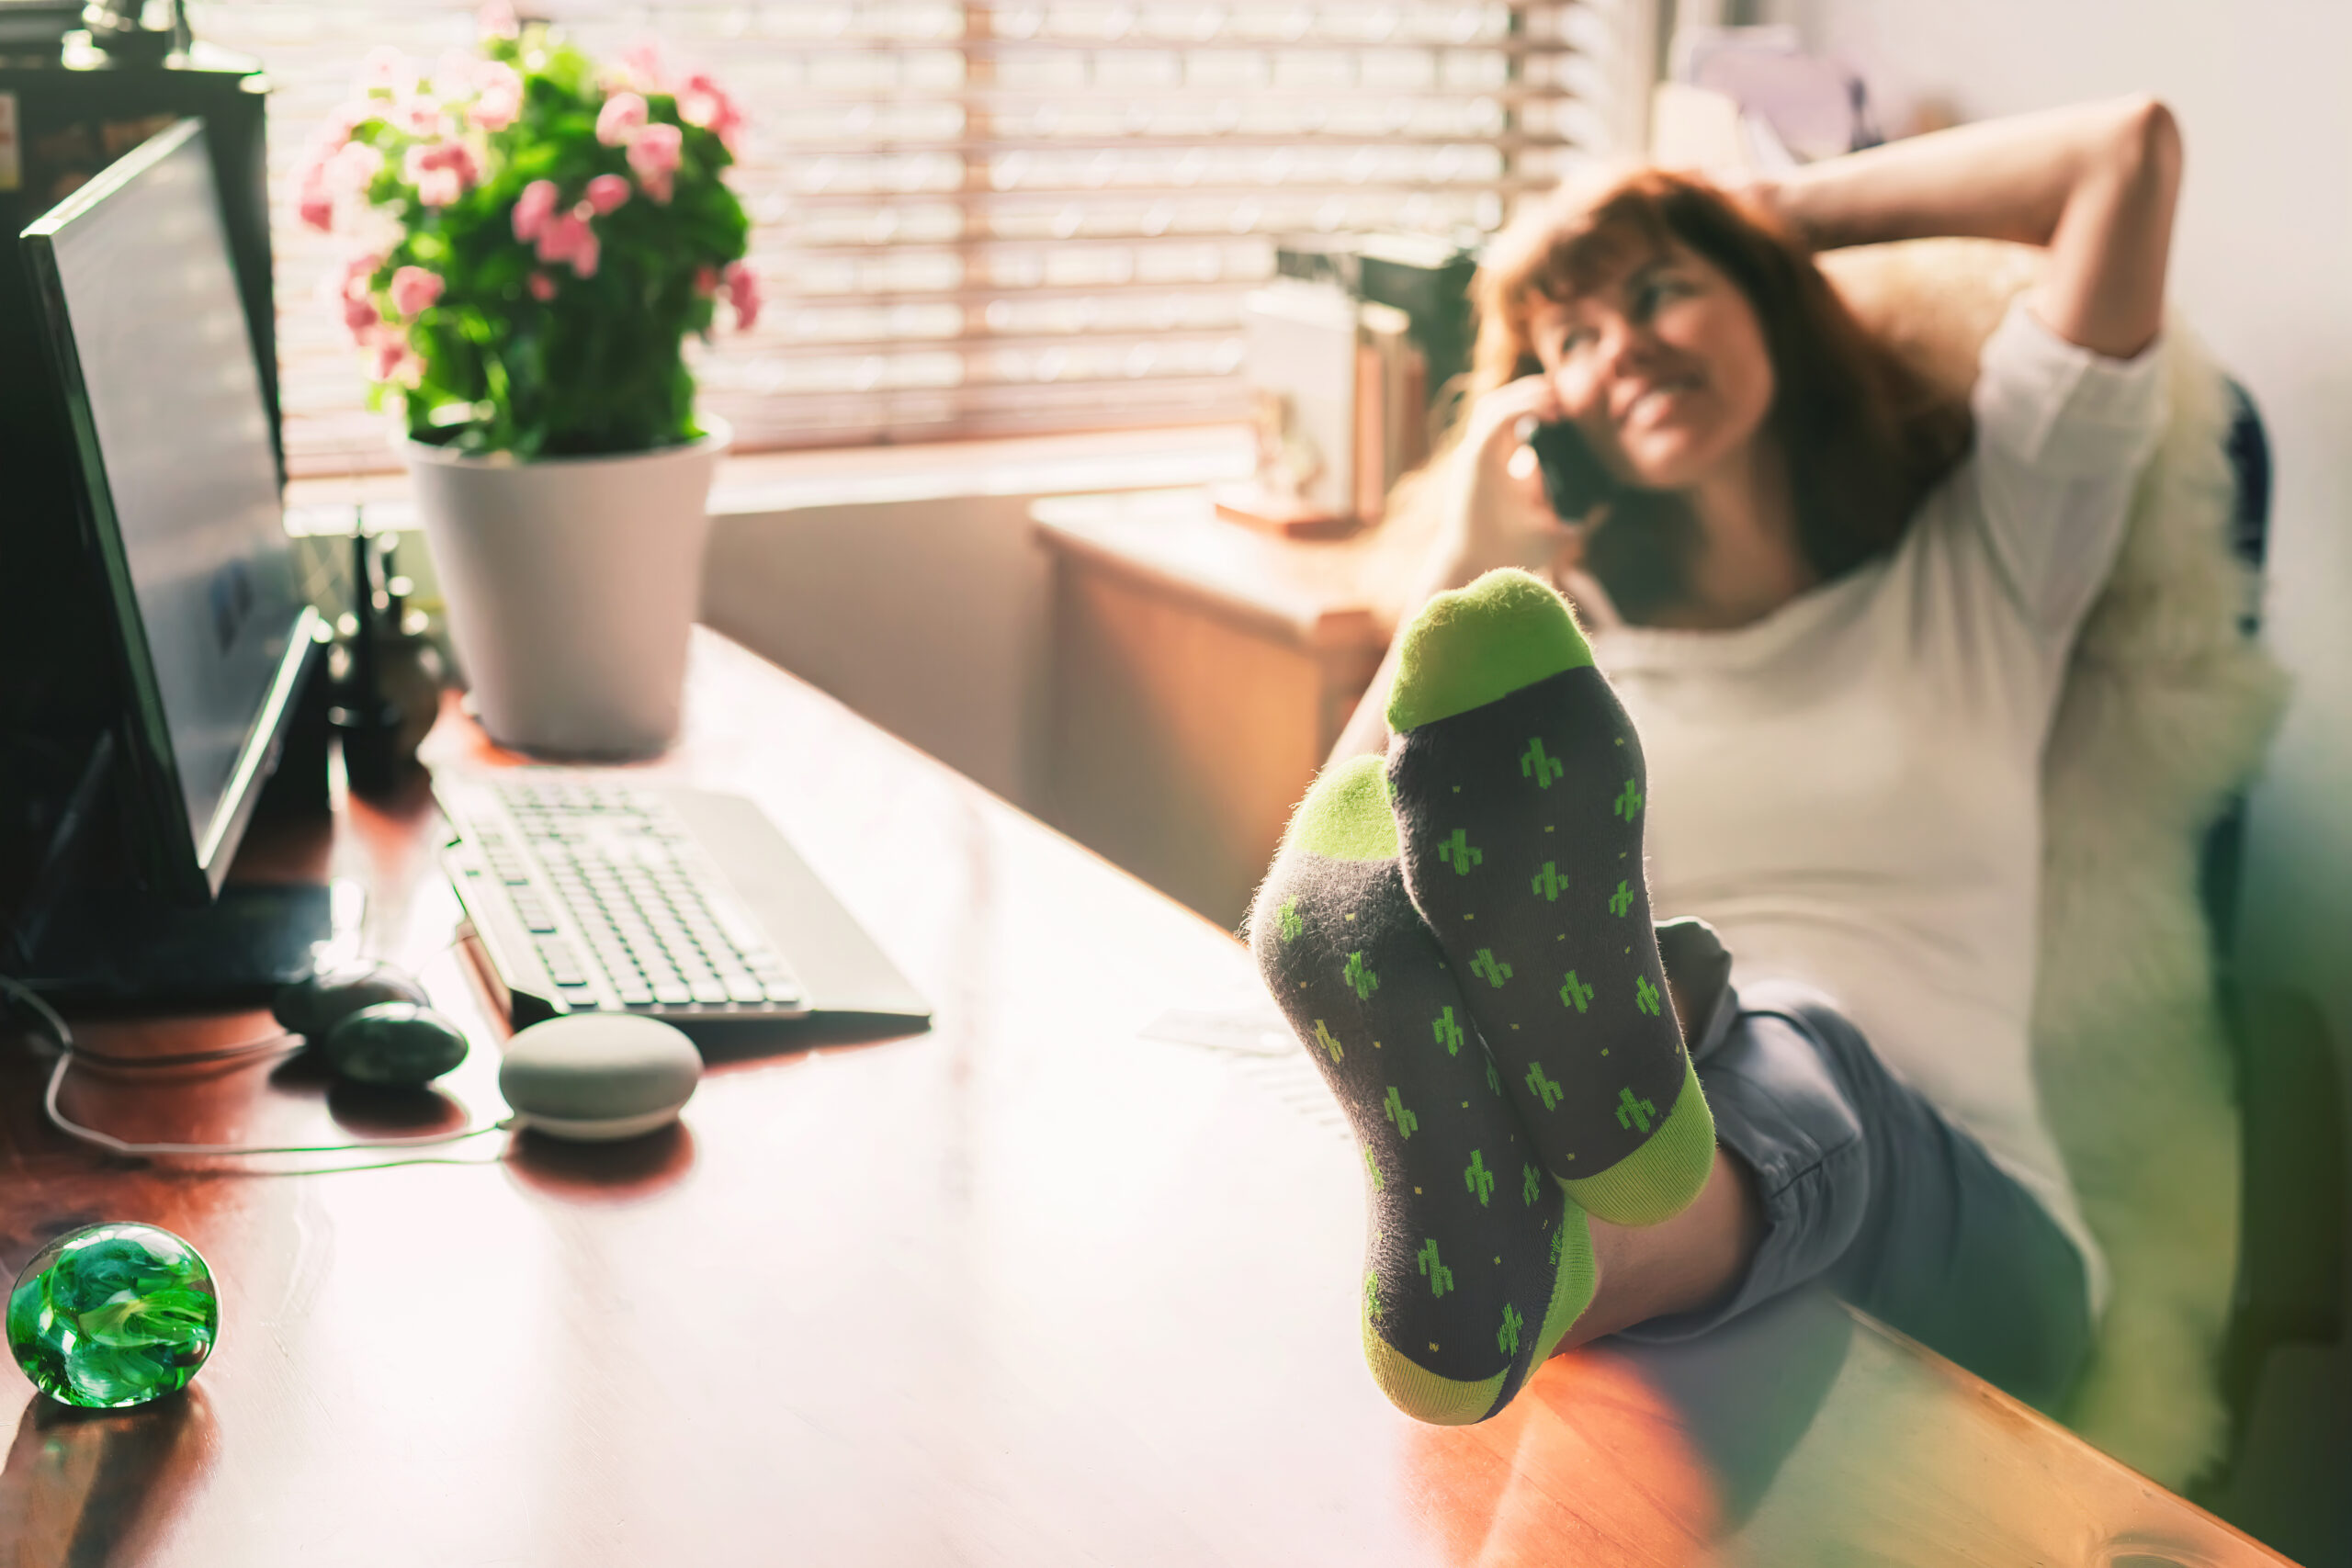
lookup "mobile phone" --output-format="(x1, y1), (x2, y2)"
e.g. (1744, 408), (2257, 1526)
(1525, 419), (1618, 524)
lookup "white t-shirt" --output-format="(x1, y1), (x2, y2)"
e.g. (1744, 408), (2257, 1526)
(1587, 299), (2169, 1314)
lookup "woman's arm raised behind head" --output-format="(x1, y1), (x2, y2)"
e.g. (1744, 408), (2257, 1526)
(1760, 96), (2182, 360)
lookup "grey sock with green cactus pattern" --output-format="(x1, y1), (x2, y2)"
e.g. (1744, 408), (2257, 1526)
(1384, 569), (1716, 1227)
(1250, 752), (1597, 1426)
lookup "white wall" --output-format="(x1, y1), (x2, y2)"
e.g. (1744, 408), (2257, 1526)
(696, 430), (1254, 810)
(1753, 1), (2352, 1550)
(701, 494), (1055, 807)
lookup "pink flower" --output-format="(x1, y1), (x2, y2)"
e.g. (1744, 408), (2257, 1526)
(361, 46), (413, 93)
(595, 92), (648, 147)
(389, 265), (444, 318)
(433, 48), (481, 97)
(614, 41), (669, 94)
(477, 0), (520, 39)
(677, 73), (744, 150)
(373, 336), (423, 388)
(583, 173), (631, 215)
(527, 272), (557, 302)
(512, 178), (558, 243)
(403, 141), (478, 209)
(628, 122), (683, 203)
(534, 211), (599, 278)
(470, 62), (523, 132)
(338, 253), (383, 341)
(533, 211), (583, 264)
(723, 260), (760, 331)
(409, 139), (471, 176)
(324, 139), (383, 197)
(312, 99), (372, 156)
(390, 93), (443, 138)
(298, 165), (335, 231)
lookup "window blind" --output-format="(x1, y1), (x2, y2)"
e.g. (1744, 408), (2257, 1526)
(191, 0), (1645, 477)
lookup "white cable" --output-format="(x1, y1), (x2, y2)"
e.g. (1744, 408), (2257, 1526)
(2, 974), (511, 1161)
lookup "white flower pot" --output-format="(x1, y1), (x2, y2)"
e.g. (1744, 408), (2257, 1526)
(405, 420), (727, 758)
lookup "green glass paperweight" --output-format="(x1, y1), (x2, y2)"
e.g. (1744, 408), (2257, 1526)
(6, 1223), (219, 1408)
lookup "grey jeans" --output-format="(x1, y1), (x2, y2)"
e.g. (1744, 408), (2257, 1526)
(1626, 919), (2093, 1413)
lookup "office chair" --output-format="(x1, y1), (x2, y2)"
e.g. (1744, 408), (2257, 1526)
(2200, 380), (2346, 1485)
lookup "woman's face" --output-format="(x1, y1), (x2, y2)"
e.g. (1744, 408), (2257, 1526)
(1526, 241), (1775, 491)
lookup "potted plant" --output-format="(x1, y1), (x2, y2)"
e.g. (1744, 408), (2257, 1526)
(300, 19), (759, 757)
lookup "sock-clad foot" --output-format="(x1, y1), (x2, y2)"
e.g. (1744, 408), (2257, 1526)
(1250, 753), (1596, 1425)
(1384, 569), (1715, 1227)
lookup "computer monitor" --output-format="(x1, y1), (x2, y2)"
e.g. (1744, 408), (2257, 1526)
(9, 118), (327, 998)
(22, 118), (317, 900)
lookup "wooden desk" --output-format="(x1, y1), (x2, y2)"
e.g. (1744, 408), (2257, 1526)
(0, 630), (2295, 1567)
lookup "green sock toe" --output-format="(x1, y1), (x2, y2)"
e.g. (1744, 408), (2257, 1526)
(1283, 753), (1398, 863)
(1385, 569), (1596, 735)
(1262, 745), (1597, 1428)
(1360, 1192), (1597, 1426)
(1360, 1325), (1510, 1427)
(1560, 1060), (1716, 1227)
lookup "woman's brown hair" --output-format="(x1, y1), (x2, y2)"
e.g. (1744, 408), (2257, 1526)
(1457, 166), (1969, 620)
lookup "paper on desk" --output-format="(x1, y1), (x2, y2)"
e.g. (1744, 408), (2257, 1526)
(1138, 1005), (1297, 1058)
(1140, 1002), (1351, 1143)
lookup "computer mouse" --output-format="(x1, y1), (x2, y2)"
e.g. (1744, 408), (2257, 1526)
(321, 1001), (470, 1087)
(274, 962), (430, 1041)
(498, 1013), (701, 1142)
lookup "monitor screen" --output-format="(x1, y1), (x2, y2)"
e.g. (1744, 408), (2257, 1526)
(23, 120), (311, 892)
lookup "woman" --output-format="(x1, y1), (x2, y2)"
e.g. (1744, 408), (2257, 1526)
(1252, 96), (2182, 1422)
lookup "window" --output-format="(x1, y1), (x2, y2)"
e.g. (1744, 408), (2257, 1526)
(192, 0), (1651, 477)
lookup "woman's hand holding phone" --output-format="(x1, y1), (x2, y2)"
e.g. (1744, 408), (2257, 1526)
(1439, 376), (1591, 583)
(1331, 378), (1609, 763)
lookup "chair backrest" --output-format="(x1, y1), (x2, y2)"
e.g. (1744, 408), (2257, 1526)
(2198, 378), (2346, 1491)
(1823, 241), (2310, 1486)
(2197, 378), (2272, 960)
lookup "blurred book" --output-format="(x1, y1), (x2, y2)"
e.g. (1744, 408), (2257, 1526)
(1278, 231), (1477, 427)
(1356, 299), (1418, 525)
(1217, 277), (1432, 539)
(1216, 279), (1360, 536)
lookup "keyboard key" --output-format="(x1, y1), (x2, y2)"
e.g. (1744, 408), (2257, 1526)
(535, 938), (590, 987)
(651, 982), (691, 1006)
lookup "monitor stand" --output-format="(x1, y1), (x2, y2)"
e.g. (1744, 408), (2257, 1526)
(19, 883), (335, 1008)
(4, 659), (341, 1010)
